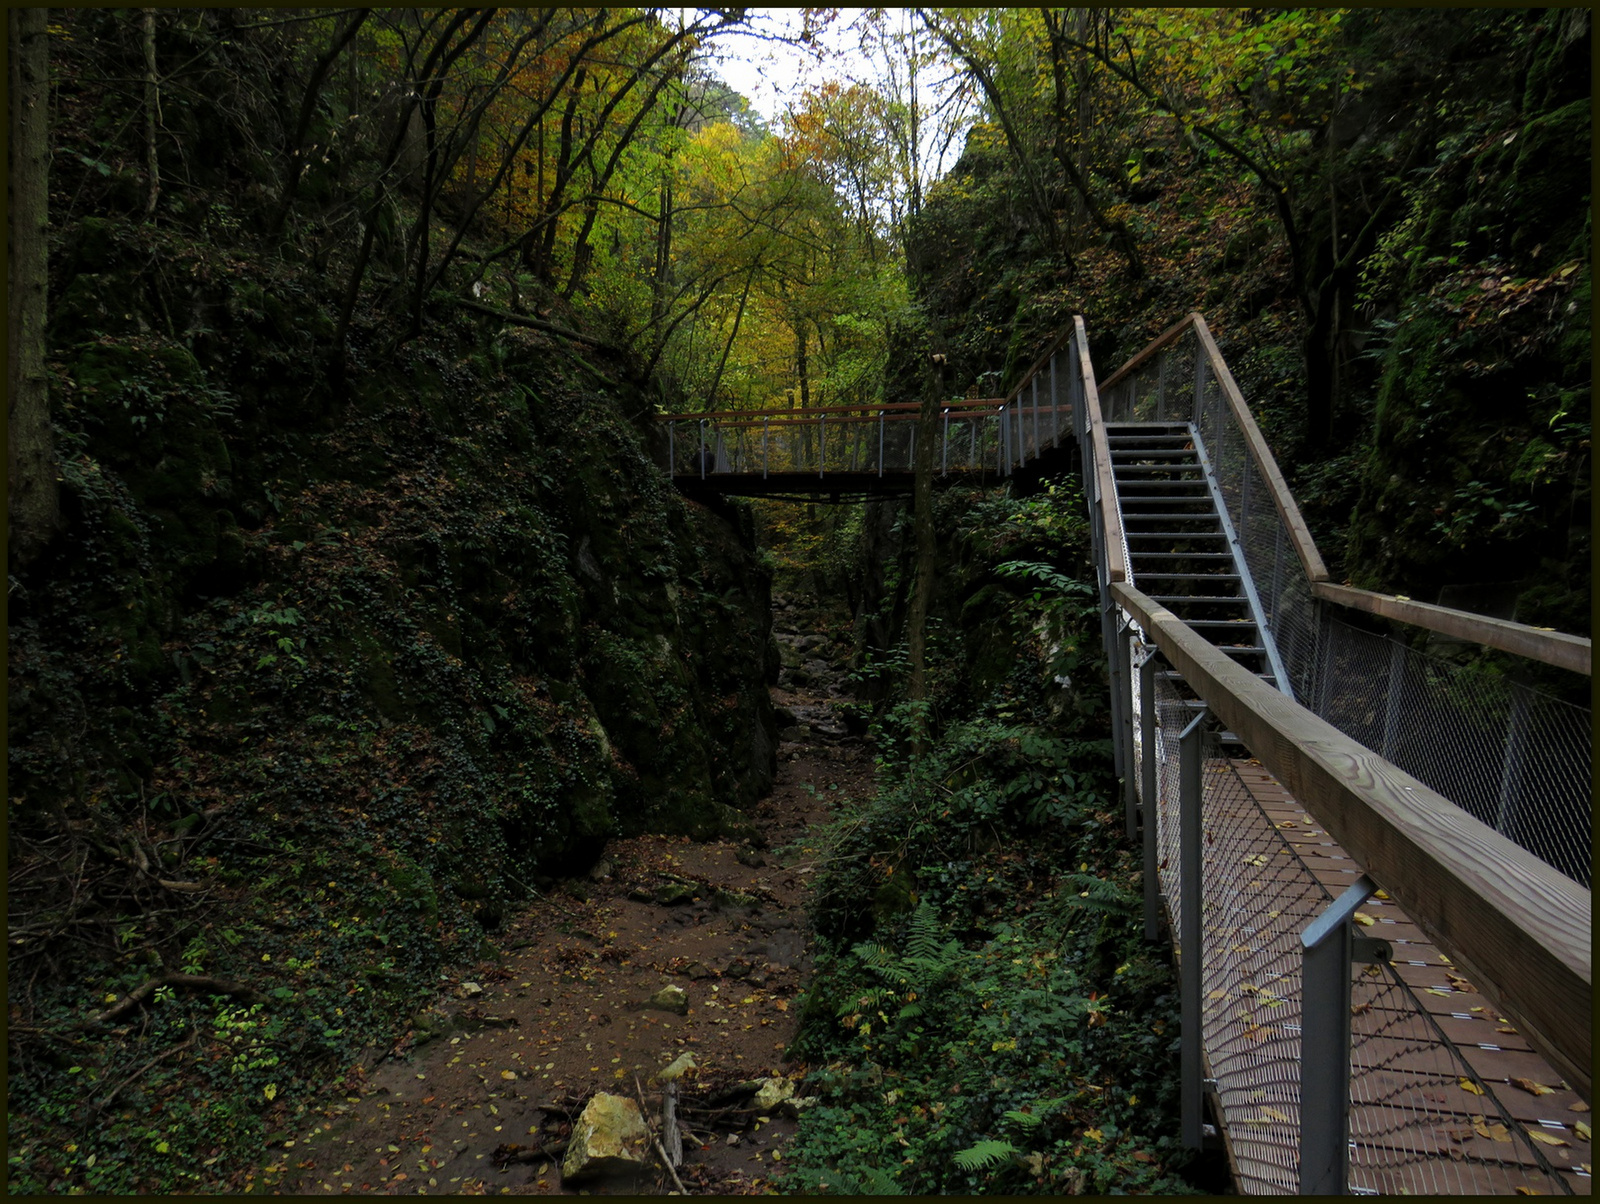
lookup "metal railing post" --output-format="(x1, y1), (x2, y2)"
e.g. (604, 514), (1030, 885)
(942, 407), (949, 476)
(698, 419), (707, 480)
(1299, 874), (1385, 1195)
(1140, 649), (1161, 942)
(1179, 709), (1208, 1150)
(1118, 620), (1138, 841)
(762, 415), (769, 479)
(1050, 353), (1059, 446)
(1495, 689), (1531, 834)
(818, 413), (826, 479)
(999, 405), (1008, 475)
(1032, 376), (1040, 458)
(1380, 639), (1407, 759)
(878, 408), (885, 478)
(668, 420), (676, 474)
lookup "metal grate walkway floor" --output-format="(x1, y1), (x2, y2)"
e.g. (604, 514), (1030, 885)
(1223, 756), (1591, 1194)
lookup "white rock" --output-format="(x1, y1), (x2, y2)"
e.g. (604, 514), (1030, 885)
(752, 1077), (795, 1111)
(459, 981), (483, 998)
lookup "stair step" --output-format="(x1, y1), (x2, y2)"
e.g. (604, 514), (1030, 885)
(1109, 449), (1196, 459)
(1138, 573), (1243, 582)
(1121, 513), (1222, 523)
(1106, 423), (1188, 432)
(1147, 596), (1248, 605)
(1185, 618), (1258, 627)
(1130, 552), (1235, 560)
(1114, 465), (1204, 475)
(1126, 531), (1229, 540)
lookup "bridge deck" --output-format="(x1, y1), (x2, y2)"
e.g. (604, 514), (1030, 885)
(1224, 756), (1591, 1195)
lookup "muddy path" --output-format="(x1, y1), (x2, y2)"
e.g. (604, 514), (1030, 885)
(271, 596), (867, 1196)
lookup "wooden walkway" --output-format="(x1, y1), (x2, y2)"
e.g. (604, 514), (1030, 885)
(1228, 757), (1591, 1195)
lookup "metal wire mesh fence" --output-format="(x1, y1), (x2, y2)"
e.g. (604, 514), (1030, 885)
(1314, 614), (1593, 885)
(1100, 320), (1591, 887)
(1132, 640), (1575, 1194)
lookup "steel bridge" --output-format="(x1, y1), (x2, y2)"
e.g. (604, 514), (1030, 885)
(657, 313), (1592, 1195)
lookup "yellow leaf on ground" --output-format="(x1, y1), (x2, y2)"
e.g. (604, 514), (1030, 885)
(1569, 1101), (1589, 1113)
(1352, 912), (1376, 927)
(1459, 1078), (1486, 1095)
(1512, 1078), (1555, 1096)
(1528, 1130), (1568, 1147)
(1515, 1187), (1540, 1195)
(1574, 1120), (1590, 1142)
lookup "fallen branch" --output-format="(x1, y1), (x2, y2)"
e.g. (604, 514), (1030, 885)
(491, 1138), (568, 1167)
(453, 297), (619, 352)
(86, 973), (269, 1027)
(91, 1031), (198, 1117)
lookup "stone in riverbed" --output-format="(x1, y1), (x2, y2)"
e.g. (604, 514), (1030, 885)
(645, 984), (689, 1014)
(653, 882), (696, 905)
(560, 1092), (649, 1183)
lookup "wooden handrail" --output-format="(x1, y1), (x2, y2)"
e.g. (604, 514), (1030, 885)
(1113, 580), (1593, 1097)
(1003, 324), (1077, 407)
(1076, 315), (1126, 584)
(1313, 582), (1593, 676)
(687, 408), (1069, 434)
(1189, 316), (1330, 584)
(1098, 311), (1201, 393)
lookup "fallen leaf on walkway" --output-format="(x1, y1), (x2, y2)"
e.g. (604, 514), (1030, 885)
(1512, 1078), (1554, 1096)
(1528, 1130), (1568, 1147)
(1459, 1078), (1486, 1095)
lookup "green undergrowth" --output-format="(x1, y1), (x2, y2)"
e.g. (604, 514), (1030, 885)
(777, 485), (1196, 1195)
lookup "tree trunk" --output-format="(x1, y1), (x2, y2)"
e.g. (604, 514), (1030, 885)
(704, 266), (756, 412)
(907, 354), (945, 758)
(141, 9), (160, 219)
(8, 6), (58, 568)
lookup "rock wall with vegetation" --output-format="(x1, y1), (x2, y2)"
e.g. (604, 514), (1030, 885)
(900, 9), (1590, 629)
(7, 107), (776, 1204)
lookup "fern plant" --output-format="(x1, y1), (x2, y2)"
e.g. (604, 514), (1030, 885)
(952, 1138), (1022, 1172)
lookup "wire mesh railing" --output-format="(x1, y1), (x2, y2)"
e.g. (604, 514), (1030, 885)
(1097, 315), (1591, 888)
(1133, 640), (1576, 1195)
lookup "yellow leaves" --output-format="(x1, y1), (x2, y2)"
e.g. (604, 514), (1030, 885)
(1575, 1120), (1591, 1142)
(1084, 1127), (1104, 1143)
(1570, 1100), (1589, 1113)
(1458, 1077), (1486, 1096)
(1351, 911), (1376, 927)
(1511, 1078), (1555, 1097)
(1471, 1116), (1510, 1142)
(263, 1083), (279, 1101)
(1528, 1129), (1568, 1148)
(500, 1069), (518, 1081)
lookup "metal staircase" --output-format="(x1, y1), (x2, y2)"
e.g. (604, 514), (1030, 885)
(1106, 422), (1291, 710)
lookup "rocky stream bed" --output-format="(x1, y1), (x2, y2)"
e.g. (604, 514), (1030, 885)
(271, 596), (867, 1196)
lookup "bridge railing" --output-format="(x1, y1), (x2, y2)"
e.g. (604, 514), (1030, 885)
(661, 399), (1038, 480)
(1060, 313), (1591, 1191)
(1098, 313), (1592, 886)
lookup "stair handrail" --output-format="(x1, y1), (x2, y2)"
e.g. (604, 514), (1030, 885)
(1103, 312), (1329, 584)
(1102, 311), (1591, 674)
(1113, 578), (1593, 1098)
(1071, 316), (1127, 584)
